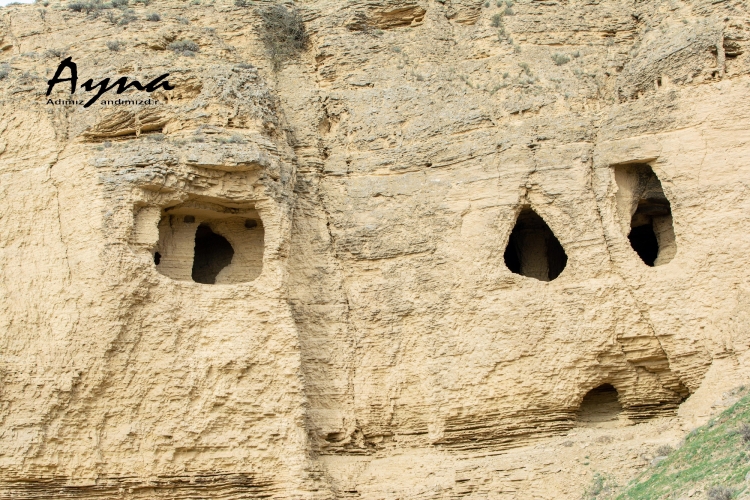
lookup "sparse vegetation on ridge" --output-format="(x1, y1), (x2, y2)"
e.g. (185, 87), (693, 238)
(617, 387), (750, 499)
(655, 444), (673, 456)
(707, 486), (735, 500)
(257, 4), (308, 70)
(583, 472), (618, 500)
(67, 0), (129, 15)
(218, 134), (247, 144)
(106, 40), (123, 51)
(168, 39), (200, 57)
(551, 52), (571, 65)
(44, 47), (67, 59)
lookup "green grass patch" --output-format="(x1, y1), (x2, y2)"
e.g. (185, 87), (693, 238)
(617, 389), (750, 499)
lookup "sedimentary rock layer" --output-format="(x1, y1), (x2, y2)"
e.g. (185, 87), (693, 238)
(0, 0), (749, 497)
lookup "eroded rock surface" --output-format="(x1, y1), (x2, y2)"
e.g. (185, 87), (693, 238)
(1, 0), (749, 497)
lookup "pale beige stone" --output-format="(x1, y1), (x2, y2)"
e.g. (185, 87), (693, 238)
(0, 0), (749, 497)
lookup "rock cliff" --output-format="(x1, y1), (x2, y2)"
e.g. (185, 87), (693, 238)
(1, 0), (749, 497)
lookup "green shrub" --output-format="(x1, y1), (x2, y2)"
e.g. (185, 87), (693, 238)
(655, 444), (674, 456)
(258, 4), (308, 69)
(738, 423), (750, 443)
(106, 40), (123, 51)
(67, 0), (108, 14)
(168, 39), (199, 56)
(0, 64), (9, 80)
(707, 486), (735, 500)
(551, 52), (570, 65)
(219, 134), (247, 144)
(583, 472), (617, 499)
(44, 47), (67, 58)
(490, 13), (502, 27)
(19, 71), (39, 83)
(146, 12), (159, 21)
(117, 9), (136, 24)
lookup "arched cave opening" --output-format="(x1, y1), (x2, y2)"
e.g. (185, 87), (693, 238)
(577, 384), (622, 425)
(191, 224), (234, 284)
(614, 164), (676, 267)
(503, 206), (567, 281)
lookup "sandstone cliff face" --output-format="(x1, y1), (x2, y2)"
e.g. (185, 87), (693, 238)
(0, 0), (749, 497)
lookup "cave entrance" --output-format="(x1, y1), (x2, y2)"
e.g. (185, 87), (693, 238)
(577, 384), (622, 426)
(192, 224), (234, 284)
(152, 204), (264, 284)
(614, 164), (676, 266)
(628, 223), (658, 266)
(504, 206), (567, 281)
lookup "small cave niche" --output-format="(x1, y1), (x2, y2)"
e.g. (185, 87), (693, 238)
(503, 206), (568, 281)
(576, 384), (622, 426)
(192, 224), (234, 284)
(613, 164), (676, 267)
(153, 202), (264, 284)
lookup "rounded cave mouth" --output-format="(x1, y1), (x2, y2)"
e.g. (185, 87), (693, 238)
(503, 206), (568, 281)
(192, 224), (234, 285)
(576, 384), (623, 425)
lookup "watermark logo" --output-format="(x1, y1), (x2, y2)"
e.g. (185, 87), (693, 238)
(46, 57), (175, 108)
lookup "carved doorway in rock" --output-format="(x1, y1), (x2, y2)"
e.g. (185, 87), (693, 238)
(192, 224), (235, 284)
(613, 164), (676, 266)
(504, 206), (567, 281)
(151, 201), (264, 284)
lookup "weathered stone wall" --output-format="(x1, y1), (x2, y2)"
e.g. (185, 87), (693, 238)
(1, 0), (749, 497)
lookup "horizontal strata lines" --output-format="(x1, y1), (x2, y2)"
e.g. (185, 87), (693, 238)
(437, 409), (576, 451)
(0, 473), (278, 499)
